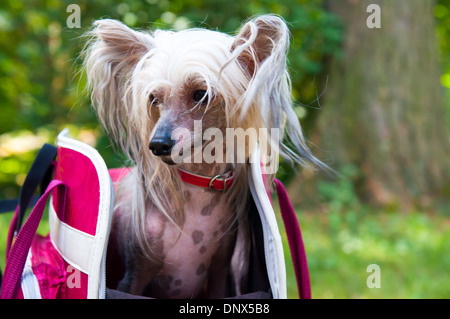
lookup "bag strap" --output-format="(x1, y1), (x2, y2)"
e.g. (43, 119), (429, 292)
(274, 178), (311, 299)
(16, 143), (58, 233)
(0, 196), (38, 214)
(1, 180), (66, 299)
(0, 143), (56, 216)
(3, 144), (57, 256)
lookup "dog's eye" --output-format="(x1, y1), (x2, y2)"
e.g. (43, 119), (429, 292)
(192, 90), (208, 104)
(149, 94), (159, 107)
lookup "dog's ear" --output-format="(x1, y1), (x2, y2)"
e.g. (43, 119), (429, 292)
(83, 19), (154, 153)
(231, 15), (289, 77)
(91, 19), (153, 66)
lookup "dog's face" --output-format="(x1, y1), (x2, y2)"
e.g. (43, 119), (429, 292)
(147, 80), (225, 166)
(85, 16), (308, 172)
(133, 30), (234, 165)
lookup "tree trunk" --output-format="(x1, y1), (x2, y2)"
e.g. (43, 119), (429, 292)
(316, 0), (450, 209)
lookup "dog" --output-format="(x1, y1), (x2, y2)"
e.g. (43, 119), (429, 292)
(83, 14), (325, 298)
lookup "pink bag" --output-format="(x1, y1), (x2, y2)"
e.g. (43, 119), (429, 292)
(1, 129), (113, 299)
(1, 129), (310, 299)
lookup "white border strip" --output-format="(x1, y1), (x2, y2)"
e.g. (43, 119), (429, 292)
(21, 250), (42, 299)
(249, 147), (287, 299)
(49, 200), (95, 274)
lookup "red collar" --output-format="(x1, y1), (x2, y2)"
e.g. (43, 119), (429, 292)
(178, 168), (234, 191)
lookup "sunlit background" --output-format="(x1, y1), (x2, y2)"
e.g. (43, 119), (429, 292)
(0, 0), (449, 298)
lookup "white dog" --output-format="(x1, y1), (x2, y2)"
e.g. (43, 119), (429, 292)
(83, 15), (324, 298)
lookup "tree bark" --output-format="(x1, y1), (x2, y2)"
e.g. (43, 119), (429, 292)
(316, 0), (450, 209)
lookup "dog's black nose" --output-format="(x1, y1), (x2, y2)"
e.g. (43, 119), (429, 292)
(149, 137), (175, 156)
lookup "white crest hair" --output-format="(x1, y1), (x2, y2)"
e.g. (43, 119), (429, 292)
(82, 15), (326, 260)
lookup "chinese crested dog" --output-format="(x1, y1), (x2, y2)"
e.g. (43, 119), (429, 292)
(83, 15), (324, 298)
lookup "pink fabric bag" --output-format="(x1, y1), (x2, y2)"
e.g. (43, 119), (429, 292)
(1, 129), (310, 299)
(1, 129), (113, 299)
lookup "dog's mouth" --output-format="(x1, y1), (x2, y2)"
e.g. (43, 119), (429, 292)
(158, 145), (190, 166)
(161, 156), (176, 166)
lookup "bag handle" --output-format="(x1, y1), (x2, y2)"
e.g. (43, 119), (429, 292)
(274, 178), (311, 299)
(0, 143), (56, 215)
(1, 180), (67, 299)
(4, 144), (57, 256)
(16, 143), (58, 233)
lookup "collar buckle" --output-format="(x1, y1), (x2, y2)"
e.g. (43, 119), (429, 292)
(209, 174), (227, 191)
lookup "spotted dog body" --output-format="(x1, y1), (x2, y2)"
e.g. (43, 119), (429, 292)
(115, 179), (236, 298)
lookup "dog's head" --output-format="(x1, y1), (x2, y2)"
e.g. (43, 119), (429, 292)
(83, 15), (315, 171)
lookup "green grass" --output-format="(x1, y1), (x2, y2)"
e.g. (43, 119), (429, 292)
(278, 205), (450, 298)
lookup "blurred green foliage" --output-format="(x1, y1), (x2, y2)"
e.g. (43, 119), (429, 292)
(436, 0), (450, 79)
(435, 0), (450, 129)
(0, 0), (343, 199)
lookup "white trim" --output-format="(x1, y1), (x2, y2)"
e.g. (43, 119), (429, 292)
(49, 200), (95, 274)
(248, 147), (287, 299)
(21, 250), (42, 299)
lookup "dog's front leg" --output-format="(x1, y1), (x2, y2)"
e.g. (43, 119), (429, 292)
(114, 209), (162, 296)
(116, 244), (139, 294)
(117, 240), (165, 296)
(204, 229), (237, 298)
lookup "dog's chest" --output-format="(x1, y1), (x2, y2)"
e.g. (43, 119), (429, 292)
(145, 186), (235, 297)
